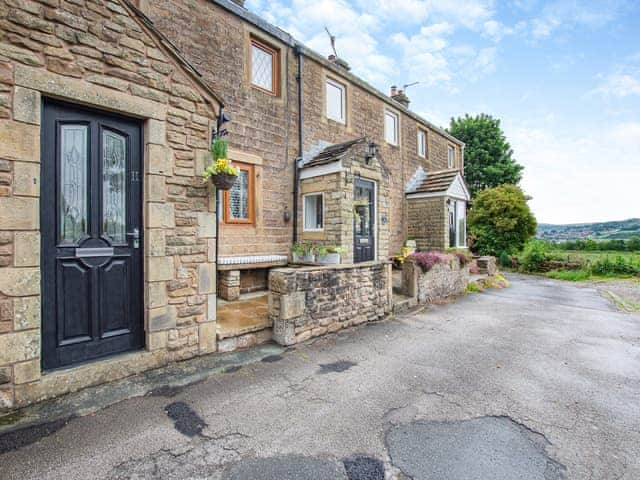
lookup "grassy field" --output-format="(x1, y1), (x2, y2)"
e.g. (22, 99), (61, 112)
(548, 250), (640, 263)
(545, 250), (640, 281)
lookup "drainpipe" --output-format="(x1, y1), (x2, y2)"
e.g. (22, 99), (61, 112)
(293, 44), (304, 243)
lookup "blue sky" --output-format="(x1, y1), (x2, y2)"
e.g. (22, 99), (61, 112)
(246, 0), (640, 224)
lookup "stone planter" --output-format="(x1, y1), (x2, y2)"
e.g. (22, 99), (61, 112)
(292, 252), (315, 263)
(316, 253), (341, 265)
(405, 239), (417, 249)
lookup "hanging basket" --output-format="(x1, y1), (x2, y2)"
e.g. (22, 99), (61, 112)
(210, 173), (237, 190)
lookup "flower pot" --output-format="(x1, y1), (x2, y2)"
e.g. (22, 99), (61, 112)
(210, 173), (238, 190)
(317, 253), (341, 264)
(293, 252), (315, 263)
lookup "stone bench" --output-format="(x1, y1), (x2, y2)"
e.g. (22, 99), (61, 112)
(218, 255), (288, 300)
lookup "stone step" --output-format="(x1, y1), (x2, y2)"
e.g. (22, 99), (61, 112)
(392, 295), (417, 315)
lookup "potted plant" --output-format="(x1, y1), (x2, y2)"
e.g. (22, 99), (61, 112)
(316, 245), (344, 264)
(203, 137), (238, 190)
(292, 242), (315, 263)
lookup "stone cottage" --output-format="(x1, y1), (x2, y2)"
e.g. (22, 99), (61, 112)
(0, 0), (224, 410)
(0, 0), (469, 410)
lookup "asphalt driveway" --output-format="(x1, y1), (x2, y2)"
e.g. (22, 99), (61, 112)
(1, 274), (638, 479)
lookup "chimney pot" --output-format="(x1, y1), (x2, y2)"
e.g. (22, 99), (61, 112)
(390, 85), (398, 96)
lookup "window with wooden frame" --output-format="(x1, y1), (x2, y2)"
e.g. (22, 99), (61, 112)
(250, 37), (279, 95)
(223, 163), (255, 224)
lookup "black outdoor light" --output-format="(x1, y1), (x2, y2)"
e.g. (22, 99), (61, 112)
(365, 142), (378, 164)
(211, 111), (232, 142)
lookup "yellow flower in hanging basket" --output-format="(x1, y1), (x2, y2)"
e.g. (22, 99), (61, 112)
(203, 138), (239, 180)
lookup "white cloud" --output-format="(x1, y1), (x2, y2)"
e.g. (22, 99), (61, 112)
(529, 0), (628, 39)
(247, 0), (394, 84)
(596, 74), (640, 97)
(593, 53), (640, 97)
(509, 121), (640, 223)
(354, 0), (495, 28)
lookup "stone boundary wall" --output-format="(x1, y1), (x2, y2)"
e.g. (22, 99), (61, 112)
(269, 262), (392, 345)
(403, 258), (469, 304)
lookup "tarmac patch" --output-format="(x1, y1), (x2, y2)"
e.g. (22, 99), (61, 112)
(386, 416), (565, 479)
(343, 455), (385, 480)
(164, 401), (207, 437)
(0, 417), (72, 454)
(317, 360), (357, 374)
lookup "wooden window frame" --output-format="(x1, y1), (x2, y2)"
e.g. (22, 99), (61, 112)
(250, 37), (280, 96)
(223, 163), (255, 225)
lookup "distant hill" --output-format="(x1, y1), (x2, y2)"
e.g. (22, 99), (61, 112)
(538, 218), (640, 241)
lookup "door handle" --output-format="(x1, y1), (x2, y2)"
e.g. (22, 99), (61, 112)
(126, 228), (140, 248)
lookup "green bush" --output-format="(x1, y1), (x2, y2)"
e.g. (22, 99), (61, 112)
(498, 251), (511, 268)
(468, 185), (537, 256)
(590, 256), (640, 276)
(519, 239), (549, 272)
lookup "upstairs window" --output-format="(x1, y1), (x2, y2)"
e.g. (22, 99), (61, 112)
(224, 163), (255, 224)
(326, 79), (346, 123)
(448, 145), (455, 168)
(250, 38), (278, 95)
(417, 129), (427, 157)
(303, 193), (324, 231)
(384, 110), (399, 146)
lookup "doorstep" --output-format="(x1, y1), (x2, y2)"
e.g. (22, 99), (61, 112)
(217, 293), (271, 340)
(0, 343), (284, 440)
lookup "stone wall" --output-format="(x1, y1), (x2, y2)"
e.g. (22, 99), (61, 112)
(269, 262), (392, 345)
(406, 196), (448, 251)
(0, 0), (220, 411)
(141, 0), (298, 259)
(403, 257), (469, 304)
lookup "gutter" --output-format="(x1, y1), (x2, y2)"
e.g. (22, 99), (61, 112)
(293, 44), (304, 243)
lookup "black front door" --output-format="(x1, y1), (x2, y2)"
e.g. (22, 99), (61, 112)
(353, 178), (375, 263)
(41, 100), (143, 370)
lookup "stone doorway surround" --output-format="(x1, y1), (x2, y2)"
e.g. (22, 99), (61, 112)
(0, 0), (223, 411)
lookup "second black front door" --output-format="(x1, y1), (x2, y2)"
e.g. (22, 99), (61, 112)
(353, 178), (375, 263)
(41, 100), (144, 370)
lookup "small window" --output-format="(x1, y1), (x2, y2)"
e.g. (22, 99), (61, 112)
(303, 193), (324, 231)
(326, 79), (346, 123)
(224, 164), (254, 224)
(384, 110), (399, 145)
(448, 145), (455, 168)
(417, 129), (426, 157)
(250, 38), (278, 95)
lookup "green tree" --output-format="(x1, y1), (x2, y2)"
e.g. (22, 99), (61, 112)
(627, 237), (640, 251)
(448, 114), (524, 196)
(468, 185), (537, 255)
